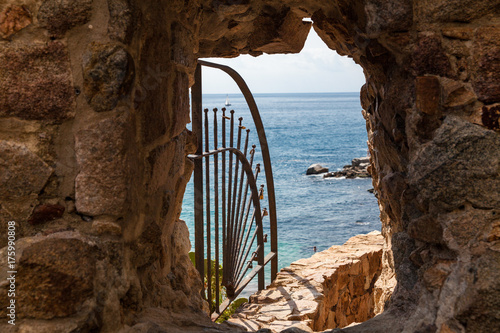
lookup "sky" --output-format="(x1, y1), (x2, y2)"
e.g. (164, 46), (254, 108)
(200, 28), (366, 94)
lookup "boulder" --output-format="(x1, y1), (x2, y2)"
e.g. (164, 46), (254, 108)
(324, 157), (372, 179)
(306, 164), (329, 175)
(351, 157), (370, 167)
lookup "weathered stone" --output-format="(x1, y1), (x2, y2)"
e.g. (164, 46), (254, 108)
(91, 216), (122, 235)
(107, 0), (135, 43)
(0, 140), (53, 199)
(422, 261), (452, 291)
(28, 203), (65, 225)
(0, 238), (96, 319)
(0, 41), (75, 121)
(481, 104), (500, 131)
(172, 220), (191, 255)
(441, 27), (474, 41)
(0, 5), (32, 39)
(82, 43), (135, 112)
(75, 113), (130, 216)
(472, 27), (500, 104)
(171, 21), (196, 68)
(408, 215), (443, 244)
(306, 164), (329, 175)
(412, 34), (452, 77)
(38, 0), (93, 37)
(131, 219), (162, 268)
(416, 76), (440, 115)
(364, 0), (412, 34)
(409, 116), (500, 210)
(414, 0), (499, 23)
(249, 7), (311, 54)
(439, 78), (476, 109)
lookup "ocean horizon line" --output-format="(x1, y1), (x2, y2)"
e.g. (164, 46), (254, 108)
(202, 91), (360, 95)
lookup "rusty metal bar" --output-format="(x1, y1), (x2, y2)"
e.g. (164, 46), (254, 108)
(204, 108), (212, 306)
(198, 60), (278, 280)
(213, 108), (220, 311)
(230, 128), (250, 275)
(221, 108), (227, 287)
(192, 64), (204, 289)
(226, 110), (234, 290)
(233, 152), (257, 278)
(229, 118), (243, 278)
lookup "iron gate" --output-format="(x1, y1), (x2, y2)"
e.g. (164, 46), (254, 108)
(188, 60), (278, 319)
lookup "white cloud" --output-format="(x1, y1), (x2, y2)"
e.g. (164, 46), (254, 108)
(201, 29), (365, 94)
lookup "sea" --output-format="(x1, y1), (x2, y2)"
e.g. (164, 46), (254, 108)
(180, 92), (381, 293)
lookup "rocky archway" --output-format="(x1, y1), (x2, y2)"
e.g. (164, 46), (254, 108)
(0, 0), (498, 332)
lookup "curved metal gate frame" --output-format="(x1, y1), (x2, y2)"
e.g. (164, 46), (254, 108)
(189, 60), (278, 319)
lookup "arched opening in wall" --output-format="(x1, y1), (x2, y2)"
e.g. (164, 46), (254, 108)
(182, 27), (386, 326)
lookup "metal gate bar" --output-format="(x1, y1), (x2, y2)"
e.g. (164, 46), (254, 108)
(189, 60), (278, 319)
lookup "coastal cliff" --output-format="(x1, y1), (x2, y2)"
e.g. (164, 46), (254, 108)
(229, 232), (393, 332)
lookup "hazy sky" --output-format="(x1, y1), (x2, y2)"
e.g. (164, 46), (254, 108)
(200, 29), (366, 94)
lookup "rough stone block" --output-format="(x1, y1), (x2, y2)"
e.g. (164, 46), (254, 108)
(416, 76), (441, 115)
(472, 27), (500, 104)
(91, 216), (122, 235)
(82, 43), (135, 112)
(249, 7), (310, 54)
(414, 0), (498, 23)
(75, 113), (130, 216)
(38, 0), (93, 37)
(0, 237), (96, 319)
(0, 41), (75, 122)
(107, 0), (134, 43)
(481, 104), (500, 131)
(28, 203), (65, 225)
(408, 215), (443, 244)
(409, 116), (500, 210)
(365, 0), (413, 34)
(0, 5), (32, 39)
(440, 78), (476, 108)
(0, 140), (53, 199)
(412, 35), (452, 77)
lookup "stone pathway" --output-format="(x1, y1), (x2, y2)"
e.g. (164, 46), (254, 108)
(228, 231), (390, 332)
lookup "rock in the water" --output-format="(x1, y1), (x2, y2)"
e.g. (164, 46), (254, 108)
(306, 164), (329, 175)
(351, 157), (370, 167)
(324, 157), (371, 179)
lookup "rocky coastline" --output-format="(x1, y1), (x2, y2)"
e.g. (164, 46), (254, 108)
(323, 157), (371, 179)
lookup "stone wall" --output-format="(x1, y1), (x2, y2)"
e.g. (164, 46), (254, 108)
(228, 232), (391, 332)
(0, 0), (499, 332)
(0, 1), (207, 332)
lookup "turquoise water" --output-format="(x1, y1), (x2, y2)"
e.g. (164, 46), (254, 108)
(180, 92), (381, 290)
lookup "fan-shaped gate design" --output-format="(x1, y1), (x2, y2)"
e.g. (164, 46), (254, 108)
(188, 60), (278, 319)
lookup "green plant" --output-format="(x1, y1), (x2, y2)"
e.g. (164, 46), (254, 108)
(215, 297), (248, 323)
(189, 252), (248, 322)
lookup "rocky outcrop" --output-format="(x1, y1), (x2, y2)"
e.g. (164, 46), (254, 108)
(229, 232), (392, 332)
(324, 157), (371, 179)
(306, 164), (329, 175)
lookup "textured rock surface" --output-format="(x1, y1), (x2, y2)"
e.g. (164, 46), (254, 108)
(0, 5), (32, 39)
(324, 157), (371, 179)
(0, 41), (75, 121)
(82, 43), (135, 112)
(229, 232), (389, 332)
(38, 0), (93, 37)
(74, 112), (130, 217)
(306, 164), (329, 175)
(0, 0), (499, 332)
